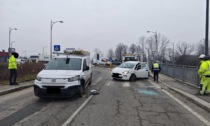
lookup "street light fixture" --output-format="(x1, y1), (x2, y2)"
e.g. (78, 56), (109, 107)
(11, 41), (15, 48)
(9, 27), (17, 52)
(50, 20), (63, 59)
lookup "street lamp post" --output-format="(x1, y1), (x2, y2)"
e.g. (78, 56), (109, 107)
(168, 42), (175, 63)
(9, 27), (17, 52)
(50, 20), (63, 59)
(43, 46), (47, 55)
(11, 41), (15, 48)
(205, 0), (209, 56)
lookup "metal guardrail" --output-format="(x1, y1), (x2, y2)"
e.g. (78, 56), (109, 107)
(160, 63), (200, 85)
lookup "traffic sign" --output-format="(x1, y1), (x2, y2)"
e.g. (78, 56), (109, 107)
(54, 45), (60, 51)
(109, 58), (113, 62)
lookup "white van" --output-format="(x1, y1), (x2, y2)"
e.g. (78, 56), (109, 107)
(34, 49), (92, 98)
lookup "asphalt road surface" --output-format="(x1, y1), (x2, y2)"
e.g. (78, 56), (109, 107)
(0, 67), (209, 126)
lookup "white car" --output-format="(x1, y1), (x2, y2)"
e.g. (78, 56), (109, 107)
(34, 50), (92, 98)
(111, 61), (149, 81)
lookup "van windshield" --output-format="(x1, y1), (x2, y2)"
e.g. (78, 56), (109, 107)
(45, 58), (82, 70)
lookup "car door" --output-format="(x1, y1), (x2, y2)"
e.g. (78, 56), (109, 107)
(138, 63), (149, 78)
(134, 63), (142, 78)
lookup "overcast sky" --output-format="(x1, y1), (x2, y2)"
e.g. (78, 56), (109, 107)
(0, 0), (207, 57)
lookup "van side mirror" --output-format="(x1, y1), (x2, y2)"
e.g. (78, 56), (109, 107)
(83, 66), (90, 71)
(86, 66), (90, 70)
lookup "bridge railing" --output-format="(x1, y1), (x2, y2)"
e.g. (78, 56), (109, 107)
(160, 63), (200, 85)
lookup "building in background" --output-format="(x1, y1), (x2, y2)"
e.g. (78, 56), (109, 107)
(0, 50), (9, 62)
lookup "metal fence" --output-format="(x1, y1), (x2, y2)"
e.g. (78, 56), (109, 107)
(160, 63), (200, 85)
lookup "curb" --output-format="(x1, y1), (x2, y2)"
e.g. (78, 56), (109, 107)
(150, 74), (210, 113)
(0, 84), (34, 96)
(160, 82), (210, 113)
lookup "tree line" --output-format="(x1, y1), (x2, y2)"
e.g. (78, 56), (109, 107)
(95, 33), (207, 66)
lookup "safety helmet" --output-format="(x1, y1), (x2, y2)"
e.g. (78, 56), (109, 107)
(199, 54), (206, 59)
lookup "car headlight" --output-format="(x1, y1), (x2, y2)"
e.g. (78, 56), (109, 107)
(68, 75), (80, 82)
(122, 71), (129, 74)
(36, 76), (42, 81)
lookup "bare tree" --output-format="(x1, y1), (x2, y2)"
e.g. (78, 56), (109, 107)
(137, 36), (147, 61)
(145, 34), (169, 62)
(129, 43), (137, 54)
(159, 35), (170, 62)
(107, 48), (115, 59)
(115, 43), (127, 61)
(176, 41), (194, 56)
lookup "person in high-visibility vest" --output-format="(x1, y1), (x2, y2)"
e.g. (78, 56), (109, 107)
(8, 52), (19, 85)
(151, 60), (161, 83)
(198, 54), (210, 95)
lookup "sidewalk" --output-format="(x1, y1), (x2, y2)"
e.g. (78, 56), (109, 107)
(158, 73), (210, 113)
(0, 81), (34, 96)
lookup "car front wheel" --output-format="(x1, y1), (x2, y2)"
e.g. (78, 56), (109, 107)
(129, 74), (136, 82)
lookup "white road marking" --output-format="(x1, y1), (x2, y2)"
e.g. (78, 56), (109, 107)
(92, 77), (102, 85)
(62, 80), (110, 126)
(163, 90), (210, 126)
(106, 82), (113, 86)
(148, 79), (161, 89)
(122, 82), (130, 87)
(62, 95), (93, 126)
(150, 81), (210, 126)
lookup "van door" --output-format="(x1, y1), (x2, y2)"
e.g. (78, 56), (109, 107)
(82, 59), (90, 86)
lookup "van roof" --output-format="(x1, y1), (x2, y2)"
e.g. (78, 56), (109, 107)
(53, 54), (89, 59)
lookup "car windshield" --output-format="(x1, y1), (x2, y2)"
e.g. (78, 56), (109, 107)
(118, 62), (136, 69)
(45, 58), (82, 70)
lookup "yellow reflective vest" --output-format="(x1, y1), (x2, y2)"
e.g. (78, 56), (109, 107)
(153, 63), (159, 68)
(198, 60), (210, 77)
(8, 55), (17, 69)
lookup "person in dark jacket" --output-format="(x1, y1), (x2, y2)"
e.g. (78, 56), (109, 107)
(8, 52), (19, 85)
(151, 61), (161, 83)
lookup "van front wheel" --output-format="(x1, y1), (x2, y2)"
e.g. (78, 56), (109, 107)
(79, 83), (85, 97)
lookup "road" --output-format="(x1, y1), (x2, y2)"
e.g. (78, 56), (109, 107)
(0, 67), (209, 126)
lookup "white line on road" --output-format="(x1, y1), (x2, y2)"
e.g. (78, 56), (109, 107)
(62, 95), (93, 126)
(62, 77), (103, 126)
(148, 80), (161, 89)
(106, 82), (113, 86)
(150, 81), (210, 126)
(122, 82), (130, 87)
(163, 90), (210, 126)
(92, 77), (102, 85)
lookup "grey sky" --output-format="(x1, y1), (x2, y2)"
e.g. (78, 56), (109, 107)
(0, 0), (206, 57)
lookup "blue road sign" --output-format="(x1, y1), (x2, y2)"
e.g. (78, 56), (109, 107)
(109, 58), (113, 62)
(54, 45), (60, 51)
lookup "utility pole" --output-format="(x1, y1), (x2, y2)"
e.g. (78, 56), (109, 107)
(205, 0), (209, 56)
